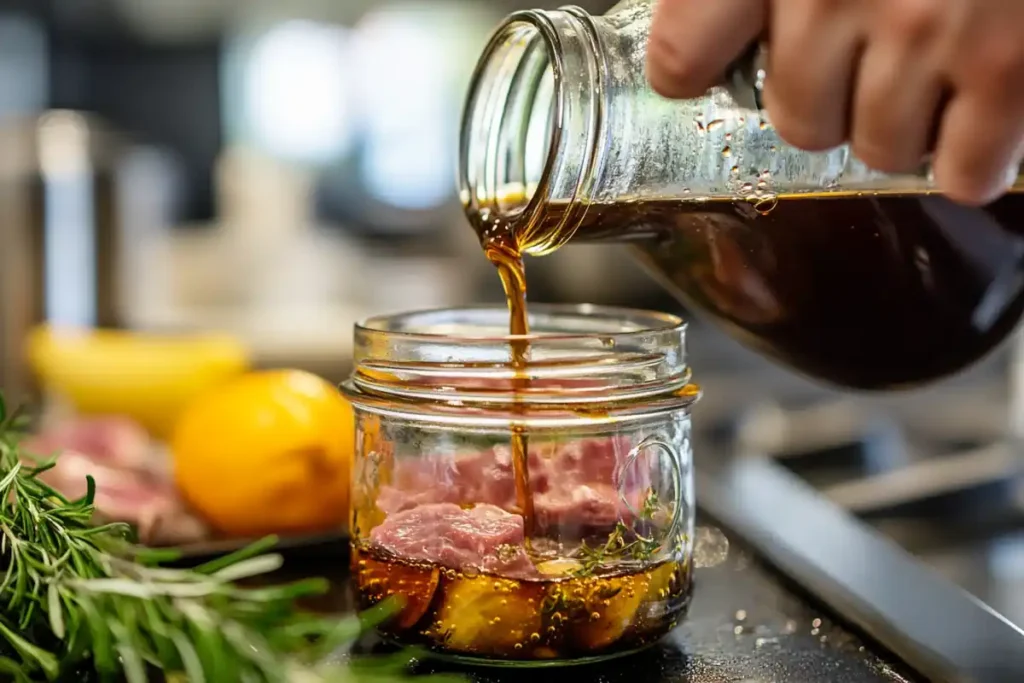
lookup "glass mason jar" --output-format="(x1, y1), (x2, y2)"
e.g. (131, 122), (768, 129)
(459, 0), (1024, 391)
(341, 305), (699, 665)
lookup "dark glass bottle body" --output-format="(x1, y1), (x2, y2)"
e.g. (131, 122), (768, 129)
(459, 0), (1024, 389)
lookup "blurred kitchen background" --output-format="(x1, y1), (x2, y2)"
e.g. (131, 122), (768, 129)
(3, 0), (1024, 632)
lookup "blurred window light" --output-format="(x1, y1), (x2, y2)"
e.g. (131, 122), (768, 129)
(352, 3), (496, 213)
(242, 20), (355, 165)
(0, 14), (47, 119)
(353, 7), (449, 212)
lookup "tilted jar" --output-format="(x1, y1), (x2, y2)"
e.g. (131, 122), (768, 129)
(341, 304), (699, 665)
(459, 0), (1024, 390)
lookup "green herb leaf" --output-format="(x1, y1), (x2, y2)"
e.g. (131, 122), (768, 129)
(0, 392), (464, 683)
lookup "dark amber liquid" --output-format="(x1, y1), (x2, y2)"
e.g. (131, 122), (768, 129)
(353, 543), (693, 660)
(476, 193), (1024, 390)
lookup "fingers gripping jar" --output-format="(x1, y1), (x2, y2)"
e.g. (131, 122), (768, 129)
(342, 305), (700, 666)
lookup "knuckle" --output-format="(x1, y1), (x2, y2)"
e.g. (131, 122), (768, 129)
(975, 38), (1024, 90)
(771, 114), (845, 152)
(885, 0), (941, 42)
(645, 32), (707, 98)
(815, 0), (852, 15)
(852, 139), (919, 174)
(933, 158), (1004, 206)
(762, 87), (846, 152)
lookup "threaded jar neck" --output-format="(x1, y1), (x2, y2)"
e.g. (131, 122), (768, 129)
(458, 7), (606, 256)
(341, 305), (699, 428)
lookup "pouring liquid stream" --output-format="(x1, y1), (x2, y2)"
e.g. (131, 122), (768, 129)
(479, 211), (537, 545)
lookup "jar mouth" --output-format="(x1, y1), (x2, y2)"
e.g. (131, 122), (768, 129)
(344, 304), (698, 428)
(458, 8), (604, 255)
(355, 303), (684, 343)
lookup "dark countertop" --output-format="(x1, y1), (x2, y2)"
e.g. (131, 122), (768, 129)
(271, 520), (920, 683)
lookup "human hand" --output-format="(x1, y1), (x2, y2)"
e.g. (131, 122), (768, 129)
(646, 0), (1024, 205)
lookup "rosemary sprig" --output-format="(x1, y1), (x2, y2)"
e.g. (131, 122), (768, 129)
(0, 394), (461, 683)
(573, 489), (668, 577)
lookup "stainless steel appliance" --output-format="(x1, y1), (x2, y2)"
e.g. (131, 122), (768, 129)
(0, 111), (129, 404)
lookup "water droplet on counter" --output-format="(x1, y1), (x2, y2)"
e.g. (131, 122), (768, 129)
(694, 526), (730, 568)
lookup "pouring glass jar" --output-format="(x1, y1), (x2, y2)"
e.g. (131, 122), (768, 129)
(459, 0), (1024, 391)
(342, 305), (699, 665)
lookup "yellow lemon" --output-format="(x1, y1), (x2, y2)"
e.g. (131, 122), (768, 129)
(172, 370), (354, 538)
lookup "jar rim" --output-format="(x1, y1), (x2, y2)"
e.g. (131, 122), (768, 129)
(344, 304), (698, 428)
(458, 8), (603, 255)
(355, 303), (685, 344)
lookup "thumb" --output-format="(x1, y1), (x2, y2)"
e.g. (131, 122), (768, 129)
(646, 0), (766, 100)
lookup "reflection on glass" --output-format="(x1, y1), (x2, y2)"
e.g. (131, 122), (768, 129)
(242, 20), (355, 164)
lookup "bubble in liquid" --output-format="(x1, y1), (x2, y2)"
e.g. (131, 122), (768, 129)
(754, 196), (778, 215)
(721, 146), (732, 158)
(707, 119), (725, 132)
(738, 182), (754, 195)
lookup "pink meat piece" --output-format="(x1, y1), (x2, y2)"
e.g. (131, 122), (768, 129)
(22, 417), (211, 546)
(23, 416), (157, 476)
(371, 503), (536, 577)
(534, 483), (624, 532)
(376, 436), (652, 535)
(32, 448), (210, 545)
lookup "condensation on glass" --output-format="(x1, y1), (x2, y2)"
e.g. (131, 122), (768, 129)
(341, 305), (700, 665)
(458, 0), (1024, 391)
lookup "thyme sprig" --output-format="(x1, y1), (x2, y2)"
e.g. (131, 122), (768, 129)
(573, 489), (668, 577)
(0, 394), (460, 683)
